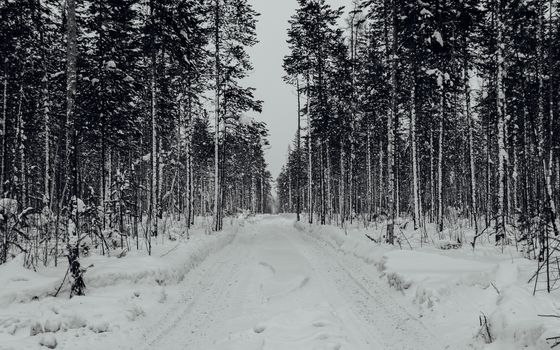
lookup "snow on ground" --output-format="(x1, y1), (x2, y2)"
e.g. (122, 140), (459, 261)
(297, 218), (560, 350)
(0, 218), (240, 350)
(1, 215), (559, 350)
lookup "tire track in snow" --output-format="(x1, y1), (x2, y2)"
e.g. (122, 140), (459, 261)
(288, 227), (446, 350)
(139, 231), (259, 350)
(138, 240), (248, 350)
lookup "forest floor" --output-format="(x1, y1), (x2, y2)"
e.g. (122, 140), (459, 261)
(0, 215), (559, 350)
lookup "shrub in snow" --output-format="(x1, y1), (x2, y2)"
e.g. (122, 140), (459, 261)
(485, 287), (553, 349)
(30, 321), (44, 336)
(66, 244), (86, 297)
(4, 322), (18, 335)
(413, 286), (439, 309)
(39, 334), (57, 348)
(435, 239), (461, 250)
(44, 318), (61, 333)
(126, 304), (145, 321)
(63, 314), (87, 330)
(88, 320), (110, 333)
(386, 272), (412, 291)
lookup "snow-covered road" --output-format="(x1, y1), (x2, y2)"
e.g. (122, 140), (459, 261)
(136, 216), (441, 350)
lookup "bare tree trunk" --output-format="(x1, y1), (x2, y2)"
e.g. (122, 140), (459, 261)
(339, 136), (345, 225)
(151, 66), (158, 240)
(66, 0), (78, 247)
(288, 155), (292, 211)
(148, 0), (158, 248)
(185, 94), (194, 229)
(386, 0), (398, 244)
(43, 73), (50, 208)
(496, 3), (506, 241)
(15, 81), (25, 205)
(65, 0), (84, 294)
(430, 129), (435, 223)
(296, 78), (301, 221)
(213, 0), (221, 231)
(465, 45), (478, 237)
(319, 142), (325, 224)
(326, 144), (332, 223)
(251, 173), (256, 213)
(411, 72), (420, 229)
(437, 85), (444, 234)
(378, 140), (383, 214)
(0, 69), (6, 196)
(307, 76), (313, 224)
(546, 0), (557, 225)
(366, 126), (372, 221)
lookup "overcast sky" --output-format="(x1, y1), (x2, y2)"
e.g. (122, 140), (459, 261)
(245, 0), (349, 180)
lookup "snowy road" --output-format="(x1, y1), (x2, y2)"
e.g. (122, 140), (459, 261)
(135, 216), (442, 350)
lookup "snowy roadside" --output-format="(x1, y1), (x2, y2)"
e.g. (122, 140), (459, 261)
(295, 220), (560, 350)
(0, 218), (241, 350)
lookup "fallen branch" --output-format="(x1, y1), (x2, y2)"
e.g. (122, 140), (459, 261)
(490, 282), (500, 295)
(53, 265), (70, 298)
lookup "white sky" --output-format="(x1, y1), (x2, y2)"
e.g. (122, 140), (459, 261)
(246, 0), (350, 179)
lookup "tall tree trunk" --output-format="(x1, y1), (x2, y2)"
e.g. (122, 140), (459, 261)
(288, 155), (292, 211)
(0, 68), (6, 196)
(213, 0), (221, 231)
(296, 78), (301, 221)
(545, 0), (558, 229)
(339, 132), (345, 225)
(430, 128), (435, 223)
(366, 126), (372, 221)
(65, 0), (84, 295)
(378, 140), (384, 213)
(437, 85), (444, 234)
(66, 0), (78, 245)
(0, 68), (6, 264)
(307, 76), (313, 224)
(411, 69), (420, 230)
(326, 143), (332, 223)
(496, 0), (507, 243)
(386, 0), (398, 244)
(464, 43), (478, 237)
(43, 71), (50, 208)
(148, 0), (158, 246)
(15, 81), (25, 205)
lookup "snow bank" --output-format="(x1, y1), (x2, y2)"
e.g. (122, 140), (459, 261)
(0, 219), (241, 350)
(295, 220), (560, 350)
(0, 226), (237, 306)
(294, 220), (389, 267)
